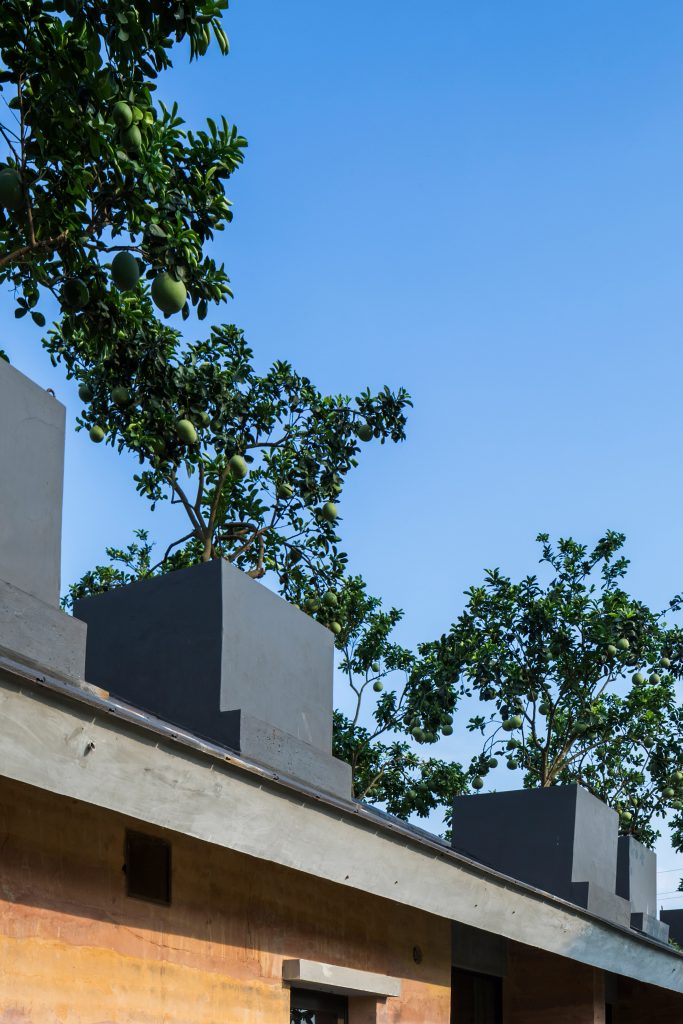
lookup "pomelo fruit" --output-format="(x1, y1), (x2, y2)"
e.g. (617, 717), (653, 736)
(112, 101), (133, 128)
(321, 501), (338, 522)
(176, 418), (197, 444)
(632, 671), (646, 685)
(151, 272), (186, 316)
(60, 277), (89, 310)
(89, 425), (105, 443)
(617, 638), (630, 651)
(277, 482), (293, 500)
(442, 724), (453, 736)
(649, 672), (661, 685)
(0, 167), (22, 211)
(373, 680), (383, 692)
(606, 644), (617, 657)
(661, 657), (672, 669)
(78, 382), (93, 402)
(472, 776), (484, 790)
(121, 124), (142, 152)
(356, 422), (373, 442)
(229, 454), (248, 479)
(323, 591), (338, 608)
(111, 386), (131, 407)
(487, 757), (498, 768)
(329, 621), (342, 635)
(111, 251), (140, 291)
(664, 787), (676, 799)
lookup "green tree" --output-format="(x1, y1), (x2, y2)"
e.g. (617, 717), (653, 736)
(419, 532), (683, 847)
(331, 576), (467, 820)
(0, 0), (243, 365)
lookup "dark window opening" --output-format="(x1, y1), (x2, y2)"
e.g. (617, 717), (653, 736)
(290, 987), (348, 1024)
(452, 967), (503, 1024)
(125, 830), (171, 905)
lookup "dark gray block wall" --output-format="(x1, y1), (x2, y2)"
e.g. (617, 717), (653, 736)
(452, 785), (630, 926)
(0, 360), (86, 678)
(661, 909), (683, 945)
(74, 559), (351, 798)
(616, 835), (668, 941)
(0, 359), (64, 605)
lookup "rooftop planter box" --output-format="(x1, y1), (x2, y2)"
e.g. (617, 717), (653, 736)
(452, 785), (631, 927)
(74, 559), (351, 799)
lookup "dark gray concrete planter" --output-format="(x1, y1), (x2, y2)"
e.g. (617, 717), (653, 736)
(452, 785), (631, 927)
(661, 909), (683, 945)
(0, 360), (86, 679)
(74, 559), (352, 798)
(617, 835), (669, 942)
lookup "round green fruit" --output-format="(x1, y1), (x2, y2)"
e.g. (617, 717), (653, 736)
(442, 724), (453, 736)
(411, 727), (426, 742)
(617, 638), (630, 651)
(112, 100), (133, 128)
(620, 811), (633, 823)
(642, 734), (654, 748)
(0, 167), (23, 211)
(507, 739), (521, 750)
(674, 771), (683, 782)
(121, 124), (142, 152)
(373, 680), (383, 692)
(506, 758), (518, 770)
(510, 715), (523, 729)
(304, 597), (320, 614)
(78, 382), (93, 403)
(371, 662), (380, 673)
(661, 657), (672, 669)
(472, 776), (484, 791)
(60, 277), (89, 311)
(329, 621), (342, 635)
(538, 704), (549, 716)
(322, 591), (338, 608)
(321, 502), (338, 522)
(89, 425), (105, 443)
(664, 787), (676, 799)
(198, 411), (210, 427)
(229, 454), (249, 480)
(356, 422), (373, 442)
(502, 719), (514, 732)
(650, 672), (661, 685)
(632, 671), (646, 686)
(111, 386), (131, 407)
(176, 418), (198, 445)
(487, 757), (498, 768)
(277, 482), (294, 500)
(151, 272), (187, 316)
(111, 251), (140, 291)
(606, 644), (617, 657)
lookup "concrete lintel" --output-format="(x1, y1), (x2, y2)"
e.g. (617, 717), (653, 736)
(283, 959), (401, 998)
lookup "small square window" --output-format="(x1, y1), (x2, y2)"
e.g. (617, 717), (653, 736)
(125, 830), (171, 905)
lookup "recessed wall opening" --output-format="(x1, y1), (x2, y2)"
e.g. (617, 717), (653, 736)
(451, 967), (503, 1024)
(290, 987), (348, 1024)
(124, 830), (171, 905)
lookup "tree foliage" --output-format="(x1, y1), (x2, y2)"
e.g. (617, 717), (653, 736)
(0, 0), (243, 364)
(418, 532), (683, 846)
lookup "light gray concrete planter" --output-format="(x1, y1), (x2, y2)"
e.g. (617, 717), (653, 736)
(0, 360), (86, 679)
(74, 559), (352, 798)
(452, 785), (631, 927)
(617, 835), (669, 942)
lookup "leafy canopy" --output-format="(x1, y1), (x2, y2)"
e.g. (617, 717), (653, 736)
(418, 532), (683, 846)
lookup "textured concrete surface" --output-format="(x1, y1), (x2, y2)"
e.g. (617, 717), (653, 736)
(0, 358), (65, 605)
(74, 559), (344, 792)
(282, 959), (401, 997)
(0, 578), (87, 680)
(2, 673), (683, 994)
(0, 776), (447, 1024)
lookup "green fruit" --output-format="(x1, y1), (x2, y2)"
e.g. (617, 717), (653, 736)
(507, 738), (521, 750)
(321, 502), (338, 522)
(674, 771), (683, 782)
(111, 386), (131, 407)
(506, 759), (518, 770)
(606, 644), (617, 657)
(198, 411), (210, 427)
(0, 167), (23, 211)
(356, 422), (373, 442)
(664, 787), (676, 799)
(650, 672), (661, 685)
(632, 672), (646, 686)
(411, 727), (426, 742)
(442, 725), (453, 736)
(277, 482), (294, 500)
(661, 657), (672, 669)
(60, 277), (89, 311)
(121, 124), (142, 152)
(538, 704), (549, 716)
(329, 621), (342, 635)
(229, 454), (248, 479)
(481, 687), (496, 701)
(89, 425), (105, 443)
(642, 734), (654, 748)
(472, 776), (484, 791)
(78, 382), (93, 403)
(322, 591), (338, 608)
(111, 251), (140, 291)
(510, 715), (523, 729)
(371, 662), (380, 673)
(617, 638), (630, 651)
(502, 719), (514, 732)
(112, 100), (133, 128)
(304, 597), (320, 614)
(620, 811), (632, 823)
(373, 680), (383, 692)
(487, 757), (498, 768)
(176, 418), (198, 444)
(151, 272), (187, 316)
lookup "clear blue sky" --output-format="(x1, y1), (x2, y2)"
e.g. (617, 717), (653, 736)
(7, 1), (683, 894)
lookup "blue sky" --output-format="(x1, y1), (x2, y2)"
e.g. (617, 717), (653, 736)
(7, 1), (683, 895)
